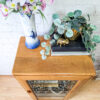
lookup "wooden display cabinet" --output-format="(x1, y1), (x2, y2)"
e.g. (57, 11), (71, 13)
(12, 37), (96, 100)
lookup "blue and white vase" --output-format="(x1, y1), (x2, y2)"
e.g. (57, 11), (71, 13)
(19, 13), (40, 49)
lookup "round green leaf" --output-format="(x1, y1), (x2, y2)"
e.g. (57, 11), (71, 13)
(42, 55), (47, 60)
(45, 50), (50, 56)
(45, 46), (51, 51)
(63, 16), (70, 21)
(41, 42), (46, 47)
(74, 10), (82, 18)
(54, 34), (60, 40)
(54, 19), (61, 26)
(90, 24), (96, 31)
(52, 13), (59, 20)
(0, 0), (6, 4)
(50, 39), (56, 45)
(40, 49), (45, 55)
(49, 27), (55, 35)
(57, 25), (65, 35)
(67, 12), (74, 17)
(65, 29), (73, 38)
(92, 35), (100, 43)
(44, 34), (50, 40)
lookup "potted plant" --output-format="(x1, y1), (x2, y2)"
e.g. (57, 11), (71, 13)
(0, 0), (54, 49)
(40, 10), (100, 60)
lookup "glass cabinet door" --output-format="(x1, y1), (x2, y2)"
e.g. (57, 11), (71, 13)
(27, 80), (77, 98)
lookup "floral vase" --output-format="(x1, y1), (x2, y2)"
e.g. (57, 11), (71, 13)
(19, 13), (40, 49)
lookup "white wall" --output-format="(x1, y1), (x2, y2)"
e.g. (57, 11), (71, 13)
(0, 0), (100, 75)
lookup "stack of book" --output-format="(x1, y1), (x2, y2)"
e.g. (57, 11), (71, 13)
(51, 37), (90, 56)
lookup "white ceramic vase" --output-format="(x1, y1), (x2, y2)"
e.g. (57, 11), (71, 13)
(19, 13), (40, 49)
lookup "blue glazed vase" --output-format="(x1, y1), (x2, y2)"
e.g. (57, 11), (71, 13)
(19, 13), (40, 49)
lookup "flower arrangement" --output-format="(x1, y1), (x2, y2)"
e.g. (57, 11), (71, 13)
(40, 10), (100, 61)
(0, 0), (54, 49)
(0, 0), (54, 17)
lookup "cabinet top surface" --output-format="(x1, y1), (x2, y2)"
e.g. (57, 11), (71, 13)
(12, 37), (96, 76)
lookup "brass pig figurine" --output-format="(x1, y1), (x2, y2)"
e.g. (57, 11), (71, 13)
(57, 38), (69, 47)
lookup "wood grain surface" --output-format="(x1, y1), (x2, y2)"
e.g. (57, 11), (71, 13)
(12, 37), (96, 76)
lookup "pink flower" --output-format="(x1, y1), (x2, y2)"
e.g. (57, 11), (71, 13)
(40, 0), (54, 10)
(0, 4), (2, 8)
(0, 5), (9, 17)
(40, 0), (46, 11)
(22, 4), (30, 14)
(50, 0), (54, 4)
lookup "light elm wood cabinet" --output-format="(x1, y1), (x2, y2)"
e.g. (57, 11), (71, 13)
(13, 37), (96, 100)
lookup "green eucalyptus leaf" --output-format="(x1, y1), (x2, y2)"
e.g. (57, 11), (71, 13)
(78, 17), (86, 23)
(67, 12), (74, 17)
(49, 27), (55, 35)
(54, 19), (61, 26)
(74, 10), (82, 18)
(0, 0), (6, 4)
(57, 24), (65, 34)
(50, 39), (56, 45)
(63, 16), (70, 21)
(72, 25), (80, 32)
(92, 35), (100, 43)
(90, 24), (96, 31)
(52, 13), (59, 20)
(58, 24), (65, 29)
(54, 34), (60, 40)
(65, 29), (73, 38)
(45, 46), (51, 51)
(41, 42), (46, 48)
(44, 34), (50, 40)
(45, 50), (50, 56)
(40, 49), (45, 55)
(57, 27), (65, 35)
(42, 55), (47, 60)
(87, 14), (90, 21)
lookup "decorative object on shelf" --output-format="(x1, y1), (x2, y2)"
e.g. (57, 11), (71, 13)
(0, 0), (54, 49)
(41, 10), (100, 60)
(57, 38), (69, 47)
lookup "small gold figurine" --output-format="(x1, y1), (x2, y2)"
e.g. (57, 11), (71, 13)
(57, 38), (69, 47)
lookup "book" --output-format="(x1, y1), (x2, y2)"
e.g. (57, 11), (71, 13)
(51, 36), (90, 56)
(51, 50), (90, 56)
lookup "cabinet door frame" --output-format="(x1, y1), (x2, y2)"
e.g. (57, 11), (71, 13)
(14, 75), (91, 100)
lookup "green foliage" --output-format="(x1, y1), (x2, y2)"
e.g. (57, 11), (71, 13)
(52, 13), (59, 20)
(48, 24), (55, 35)
(90, 24), (96, 31)
(0, 0), (6, 4)
(41, 42), (46, 48)
(44, 34), (50, 40)
(63, 16), (70, 21)
(38, 10), (46, 20)
(54, 34), (60, 40)
(74, 10), (82, 18)
(50, 39), (56, 45)
(67, 12), (74, 17)
(54, 19), (61, 26)
(92, 35), (100, 43)
(42, 9), (100, 61)
(65, 29), (73, 38)
(57, 27), (65, 35)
